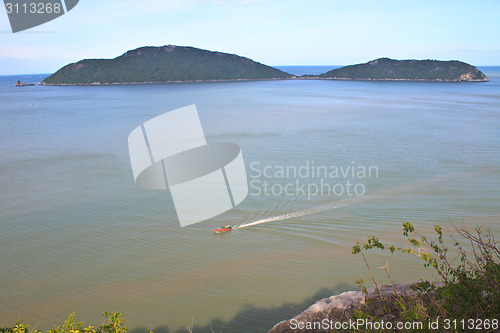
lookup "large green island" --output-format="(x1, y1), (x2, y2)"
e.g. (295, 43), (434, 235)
(41, 45), (292, 85)
(40, 45), (488, 85)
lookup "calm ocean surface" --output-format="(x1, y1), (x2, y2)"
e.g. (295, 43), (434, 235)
(1, 66), (499, 332)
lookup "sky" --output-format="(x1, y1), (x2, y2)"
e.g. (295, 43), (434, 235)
(1, 0), (499, 75)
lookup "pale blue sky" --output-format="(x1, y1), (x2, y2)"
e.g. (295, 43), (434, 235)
(1, 0), (499, 75)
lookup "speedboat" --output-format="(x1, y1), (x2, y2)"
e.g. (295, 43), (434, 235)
(213, 225), (232, 233)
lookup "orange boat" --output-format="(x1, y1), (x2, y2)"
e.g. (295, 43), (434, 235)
(213, 225), (232, 233)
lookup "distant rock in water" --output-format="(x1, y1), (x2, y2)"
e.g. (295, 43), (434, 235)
(15, 80), (36, 87)
(317, 58), (488, 82)
(41, 45), (292, 85)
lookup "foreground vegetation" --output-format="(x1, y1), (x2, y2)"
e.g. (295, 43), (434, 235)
(352, 222), (499, 332)
(0, 312), (127, 333)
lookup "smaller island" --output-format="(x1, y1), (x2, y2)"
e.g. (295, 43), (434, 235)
(315, 58), (488, 82)
(15, 80), (36, 87)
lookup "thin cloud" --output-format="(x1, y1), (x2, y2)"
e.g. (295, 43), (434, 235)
(261, 18), (279, 25)
(204, 0), (230, 4)
(240, 0), (267, 6)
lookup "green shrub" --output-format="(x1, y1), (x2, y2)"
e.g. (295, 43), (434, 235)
(1, 312), (128, 333)
(352, 222), (499, 332)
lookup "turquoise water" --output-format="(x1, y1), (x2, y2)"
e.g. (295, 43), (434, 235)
(1, 67), (499, 332)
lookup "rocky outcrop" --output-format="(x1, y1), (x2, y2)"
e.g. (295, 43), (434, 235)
(269, 282), (442, 333)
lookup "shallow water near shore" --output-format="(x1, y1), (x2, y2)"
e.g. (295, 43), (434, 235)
(1, 67), (499, 332)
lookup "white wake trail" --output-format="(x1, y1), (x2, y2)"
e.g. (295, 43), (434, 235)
(235, 167), (499, 230)
(236, 198), (356, 229)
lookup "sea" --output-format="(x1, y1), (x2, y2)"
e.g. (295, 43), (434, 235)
(1, 66), (499, 332)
